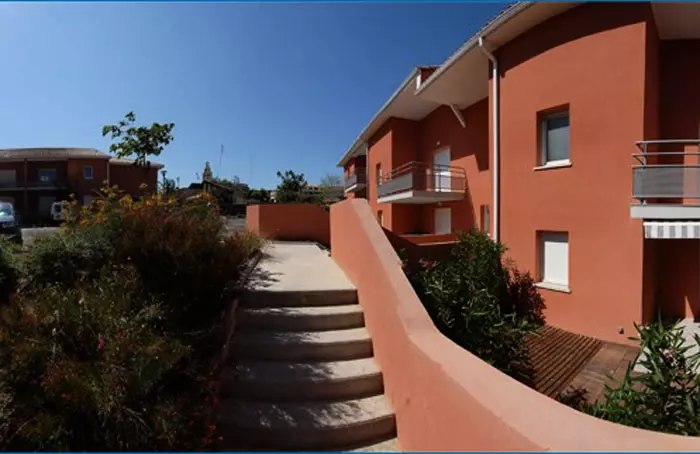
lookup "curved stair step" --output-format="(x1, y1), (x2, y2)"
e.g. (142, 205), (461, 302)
(241, 289), (358, 308)
(221, 358), (383, 401)
(344, 436), (401, 452)
(238, 304), (364, 331)
(232, 328), (373, 362)
(218, 395), (396, 450)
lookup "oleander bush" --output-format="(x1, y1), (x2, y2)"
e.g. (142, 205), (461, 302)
(0, 187), (261, 450)
(582, 321), (700, 436)
(409, 230), (544, 382)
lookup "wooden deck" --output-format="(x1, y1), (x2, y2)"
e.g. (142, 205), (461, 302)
(525, 325), (640, 404)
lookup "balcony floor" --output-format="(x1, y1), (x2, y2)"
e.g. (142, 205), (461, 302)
(377, 190), (464, 204)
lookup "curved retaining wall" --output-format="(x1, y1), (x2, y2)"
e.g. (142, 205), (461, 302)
(330, 198), (700, 452)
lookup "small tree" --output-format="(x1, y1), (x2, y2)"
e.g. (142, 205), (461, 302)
(102, 112), (174, 167)
(320, 173), (343, 187)
(275, 170), (316, 203)
(160, 170), (178, 195)
(247, 188), (271, 204)
(319, 173), (344, 203)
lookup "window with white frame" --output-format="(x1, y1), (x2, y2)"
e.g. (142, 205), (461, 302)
(538, 232), (569, 290)
(480, 205), (490, 236)
(83, 165), (94, 180)
(541, 111), (570, 165)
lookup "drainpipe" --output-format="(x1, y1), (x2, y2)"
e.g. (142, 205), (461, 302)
(478, 37), (499, 243)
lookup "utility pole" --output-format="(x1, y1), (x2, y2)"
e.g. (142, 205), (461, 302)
(218, 144), (224, 178)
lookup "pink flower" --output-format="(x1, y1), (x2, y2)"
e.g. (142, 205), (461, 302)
(422, 260), (437, 269)
(97, 336), (105, 352)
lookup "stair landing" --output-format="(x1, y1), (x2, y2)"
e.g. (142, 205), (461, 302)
(249, 241), (356, 292)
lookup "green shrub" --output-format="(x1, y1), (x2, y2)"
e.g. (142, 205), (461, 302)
(411, 230), (543, 382)
(0, 268), (216, 451)
(0, 237), (19, 304)
(0, 188), (262, 450)
(21, 227), (113, 289)
(584, 321), (700, 435)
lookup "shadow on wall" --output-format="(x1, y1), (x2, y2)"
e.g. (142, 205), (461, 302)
(246, 203), (330, 247)
(329, 198), (700, 451)
(383, 228), (454, 275)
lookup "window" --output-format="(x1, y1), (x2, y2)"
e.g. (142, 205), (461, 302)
(376, 163), (382, 184)
(377, 210), (383, 227)
(538, 232), (569, 292)
(540, 111), (570, 165)
(38, 169), (57, 186)
(83, 165), (94, 180)
(480, 205), (490, 236)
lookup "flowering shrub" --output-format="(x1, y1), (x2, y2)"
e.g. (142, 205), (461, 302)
(0, 237), (18, 304)
(410, 230), (544, 382)
(0, 185), (261, 450)
(584, 321), (700, 435)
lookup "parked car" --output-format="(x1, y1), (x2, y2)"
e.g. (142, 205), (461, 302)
(50, 201), (70, 223)
(0, 202), (21, 242)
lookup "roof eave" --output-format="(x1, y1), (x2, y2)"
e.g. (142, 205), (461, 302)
(416, 2), (534, 97)
(337, 67), (420, 168)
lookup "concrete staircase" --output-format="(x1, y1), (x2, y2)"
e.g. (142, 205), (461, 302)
(219, 243), (398, 451)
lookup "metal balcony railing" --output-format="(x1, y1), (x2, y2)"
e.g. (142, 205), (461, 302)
(632, 139), (700, 203)
(377, 161), (467, 199)
(344, 168), (366, 191)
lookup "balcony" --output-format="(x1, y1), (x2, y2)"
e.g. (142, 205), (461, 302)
(344, 168), (367, 193)
(631, 139), (700, 220)
(377, 161), (466, 204)
(26, 179), (68, 190)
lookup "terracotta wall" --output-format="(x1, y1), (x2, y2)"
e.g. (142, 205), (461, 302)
(416, 100), (490, 234)
(331, 198), (700, 452)
(367, 100), (489, 236)
(654, 239), (700, 320)
(246, 203), (330, 246)
(495, 3), (655, 343)
(367, 119), (421, 234)
(67, 158), (109, 198)
(110, 165), (159, 198)
(344, 155), (367, 200)
(659, 40), (700, 141)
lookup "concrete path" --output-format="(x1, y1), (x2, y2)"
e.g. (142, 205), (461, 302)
(249, 241), (356, 292)
(220, 241), (398, 451)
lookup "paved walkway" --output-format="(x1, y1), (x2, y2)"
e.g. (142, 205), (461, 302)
(249, 241), (356, 292)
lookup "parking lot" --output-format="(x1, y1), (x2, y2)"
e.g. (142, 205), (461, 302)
(21, 227), (59, 247)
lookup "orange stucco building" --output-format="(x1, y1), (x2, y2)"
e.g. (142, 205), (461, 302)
(338, 2), (700, 344)
(0, 148), (161, 223)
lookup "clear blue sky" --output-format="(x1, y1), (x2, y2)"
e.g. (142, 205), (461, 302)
(0, 2), (504, 189)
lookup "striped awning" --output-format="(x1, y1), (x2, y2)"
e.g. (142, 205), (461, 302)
(644, 221), (700, 239)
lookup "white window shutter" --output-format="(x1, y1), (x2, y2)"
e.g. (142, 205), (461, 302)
(542, 232), (569, 286)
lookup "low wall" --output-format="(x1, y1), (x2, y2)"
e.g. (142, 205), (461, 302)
(330, 198), (700, 452)
(246, 203), (330, 246)
(399, 233), (457, 245)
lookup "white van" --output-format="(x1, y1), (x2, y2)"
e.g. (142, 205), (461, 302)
(50, 201), (70, 223)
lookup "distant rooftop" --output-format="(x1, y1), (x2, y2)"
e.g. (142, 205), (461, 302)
(0, 147), (163, 168)
(0, 147), (110, 160)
